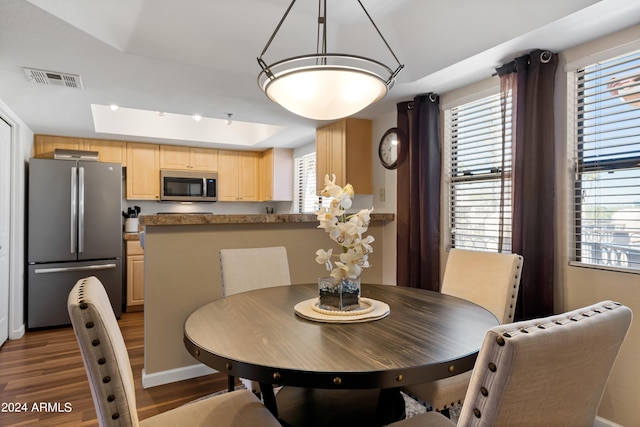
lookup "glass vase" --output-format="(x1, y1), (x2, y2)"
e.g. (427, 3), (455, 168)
(318, 276), (361, 311)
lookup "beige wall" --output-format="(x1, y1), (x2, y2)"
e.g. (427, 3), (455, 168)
(556, 26), (640, 427)
(437, 25), (640, 427)
(143, 220), (392, 382)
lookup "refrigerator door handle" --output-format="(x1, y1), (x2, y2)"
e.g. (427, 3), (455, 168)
(34, 263), (118, 274)
(70, 166), (78, 254)
(78, 166), (85, 253)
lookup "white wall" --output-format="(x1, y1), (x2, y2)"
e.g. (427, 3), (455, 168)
(0, 98), (33, 340)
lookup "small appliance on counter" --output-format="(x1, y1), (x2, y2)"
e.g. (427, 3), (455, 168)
(27, 151), (123, 329)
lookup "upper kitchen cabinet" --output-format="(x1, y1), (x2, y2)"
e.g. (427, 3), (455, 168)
(218, 150), (260, 201)
(34, 135), (127, 166)
(159, 145), (218, 171)
(316, 118), (372, 194)
(34, 135), (82, 156)
(83, 139), (127, 166)
(261, 148), (293, 201)
(126, 142), (160, 200)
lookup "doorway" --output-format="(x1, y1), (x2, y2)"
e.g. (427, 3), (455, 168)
(0, 117), (10, 347)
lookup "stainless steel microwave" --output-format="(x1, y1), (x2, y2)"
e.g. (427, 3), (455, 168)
(160, 170), (217, 202)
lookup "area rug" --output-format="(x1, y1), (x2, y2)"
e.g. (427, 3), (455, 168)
(200, 386), (460, 423)
(403, 392), (461, 422)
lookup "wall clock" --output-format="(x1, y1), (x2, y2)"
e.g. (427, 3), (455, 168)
(378, 128), (399, 169)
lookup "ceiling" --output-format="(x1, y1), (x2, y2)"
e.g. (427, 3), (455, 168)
(1, 0), (639, 150)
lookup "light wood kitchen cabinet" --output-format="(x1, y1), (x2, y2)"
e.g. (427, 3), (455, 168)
(83, 138), (127, 166)
(261, 148), (293, 201)
(218, 150), (260, 201)
(126, 240), (144, 310)
(34, 135), (127, 166)
(126, 142), (160, 200)
(316, 118), (372, 194)
(159, 145), (218, 171)
(34, 135), (83, 156)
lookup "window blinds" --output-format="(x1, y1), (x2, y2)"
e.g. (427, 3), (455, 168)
(447, 92), (513, 252)
(572, 50), (640, 271)
(295, 152), (319, 214)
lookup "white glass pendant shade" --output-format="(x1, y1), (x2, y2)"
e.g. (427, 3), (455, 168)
(263, 66), (388, 120)
(257, 0), (404, 120)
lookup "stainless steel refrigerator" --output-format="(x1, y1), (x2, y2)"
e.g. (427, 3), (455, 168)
(27, 155), (123, 328)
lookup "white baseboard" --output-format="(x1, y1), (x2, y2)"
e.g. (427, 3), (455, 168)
(9, 323), (25, 340)
(142, 363), (218, 388)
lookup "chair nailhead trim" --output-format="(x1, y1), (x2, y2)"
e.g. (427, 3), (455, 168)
(79, 302), (88, 309)
(85, 321), (94, 328)
(496, 336), (505, 346)
(474, 408), (481, 418)
(480, 387), (489, 397)
(91, 339), (100, 346)
(488, 362), (497, 372)
(107, 395), (115, 402)
(112, 412), (120, 420)
(98, 357), (106, 365)
(102, 376), (111, 383)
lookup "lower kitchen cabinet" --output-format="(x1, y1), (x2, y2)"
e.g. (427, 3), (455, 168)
(126, 240), (144, 311)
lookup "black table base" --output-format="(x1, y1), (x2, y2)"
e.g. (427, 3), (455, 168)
(274, 386), (406, 427)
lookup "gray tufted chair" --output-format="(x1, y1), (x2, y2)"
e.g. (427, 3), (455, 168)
(404, 249), (524, 415)
(68, 276), (281, 427)
(389, 300), (632, 427)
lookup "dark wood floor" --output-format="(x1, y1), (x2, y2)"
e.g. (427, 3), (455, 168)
(0, 311), (231, 426)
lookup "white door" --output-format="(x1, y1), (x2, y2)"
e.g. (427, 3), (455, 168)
(0, 118), (10, 347)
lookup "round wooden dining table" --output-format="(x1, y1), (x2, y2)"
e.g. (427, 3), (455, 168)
(184, 283), (498, 426)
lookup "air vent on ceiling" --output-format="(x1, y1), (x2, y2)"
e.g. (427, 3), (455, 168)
(23, 67), (83, 89)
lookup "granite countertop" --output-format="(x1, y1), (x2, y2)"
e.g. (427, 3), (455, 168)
(140, 213), (395, 226)
(123, 232), (140, 241)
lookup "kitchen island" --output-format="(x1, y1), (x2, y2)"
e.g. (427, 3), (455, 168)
(139, 213), (395, 388)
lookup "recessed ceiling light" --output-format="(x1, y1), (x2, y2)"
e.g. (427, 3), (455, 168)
(192, 114), (202, 122)
(157, 111), (166, 117)
(225, 113), (233, 125)
(109, 104), (119, 111)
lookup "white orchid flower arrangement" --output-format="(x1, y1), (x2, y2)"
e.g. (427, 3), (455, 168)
(315, 174), (374, 281)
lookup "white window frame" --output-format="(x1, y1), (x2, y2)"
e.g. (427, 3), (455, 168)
(567, 49), (640, 274)
(444, 91), (513, 253)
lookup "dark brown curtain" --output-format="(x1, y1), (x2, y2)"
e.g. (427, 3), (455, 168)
(396, 94), (441, 290)
(496, 50), (557, 319)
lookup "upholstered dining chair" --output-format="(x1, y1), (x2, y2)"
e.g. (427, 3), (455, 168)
(403, 249), (524, 416)
(219, 246), (291, 296)
(219, 246), (291, 393)
(68, 276), (281, 427)
(390, 300), (632, 427)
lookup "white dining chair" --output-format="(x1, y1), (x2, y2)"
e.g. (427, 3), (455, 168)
(219, 246), (291, 393)
(404, 248), (524, 416)
(67, 276), (281, 427)
(389, 300), (632, 427)
(219, 246), (291, 296)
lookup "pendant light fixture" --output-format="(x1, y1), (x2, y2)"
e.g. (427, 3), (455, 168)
(257, 0), (404, 121)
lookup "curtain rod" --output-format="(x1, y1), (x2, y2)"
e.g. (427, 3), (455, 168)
(492, 50), (553, 77)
